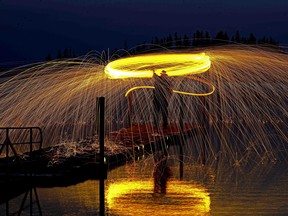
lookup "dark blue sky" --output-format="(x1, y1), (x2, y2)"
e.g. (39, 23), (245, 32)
(1, 0), (287, 63)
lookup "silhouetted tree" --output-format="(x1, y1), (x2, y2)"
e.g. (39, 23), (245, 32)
(269, 37), (278, 45)
(45, 53), (52, 61)
(56, 50), (62, 59)
(200, 31), (205, 45)
(234, 30), (241, 43)
(63, 48), (69, 58)
(124, 40), (128, 50)
(224, 32), (229, 41)
(192, 30), (202, 46)
(72, 51), (76, 58)
(248, 33), (257, 44)
(141, 41), (147, 52)
(203, 31), (211, 45)
(182, 34), (190, 47)
(154, 36), (160, 45)
(215, 31), (229, 43)
(174, 32), (181, 48)
(175, 35), (182, 48)
(258, 36), (268, 44)
(69, 48), (73, 58)
(241, 36), (248, 44)
(166, 34), (173, 48)
(174, 32), (178, 44)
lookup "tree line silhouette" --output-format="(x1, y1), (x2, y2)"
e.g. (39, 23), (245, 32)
(45, 30), (279, 61)
(134, 30), (278, 53)
(45, 48), (77, 61)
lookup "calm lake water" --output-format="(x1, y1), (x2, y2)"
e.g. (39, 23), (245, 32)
(1, 137), (288, 216)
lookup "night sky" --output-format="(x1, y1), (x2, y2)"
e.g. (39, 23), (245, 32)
(1, 0), (287, 63)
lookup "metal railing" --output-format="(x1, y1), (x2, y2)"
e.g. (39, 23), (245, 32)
(0, 127), (42, 158)
(0, 127), (43, 216)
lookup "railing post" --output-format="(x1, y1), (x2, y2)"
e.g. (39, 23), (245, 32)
(179, 94), (184, 132)
(5, 129), (9, 216)
(98, 97), (106, 216)
(30, 128), (33, 155)
(38, 127), (43, 150)
(201, 96), (206, 165)
(128, 92), (133, 127)
(5, 129), (9, 159)
(179, 143), (183, 180)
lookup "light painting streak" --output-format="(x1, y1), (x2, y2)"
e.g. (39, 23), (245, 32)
(105, 53), (211, 79)
(105, 52), (214, 97)
(124, 77), (215, 97)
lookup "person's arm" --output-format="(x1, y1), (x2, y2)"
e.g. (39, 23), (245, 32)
(153, 69), (159, 81)
(166, 75), (173, 93)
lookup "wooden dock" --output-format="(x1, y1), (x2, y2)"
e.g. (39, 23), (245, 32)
(0, 123), (202, 203)
(1, 123), (200, 176)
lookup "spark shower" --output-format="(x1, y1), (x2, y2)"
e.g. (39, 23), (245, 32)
(0, 45), (287, 166)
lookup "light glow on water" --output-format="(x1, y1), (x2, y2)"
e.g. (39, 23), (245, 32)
(106, 179), (210, 215)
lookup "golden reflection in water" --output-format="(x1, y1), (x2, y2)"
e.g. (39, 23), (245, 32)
(106, 179), (210, 215)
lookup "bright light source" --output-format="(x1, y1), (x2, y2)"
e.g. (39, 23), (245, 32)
(105, 53), (211, 79)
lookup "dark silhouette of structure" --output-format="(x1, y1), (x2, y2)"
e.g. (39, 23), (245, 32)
(153, 70), (173, 129)
(153, 154), (172, 194)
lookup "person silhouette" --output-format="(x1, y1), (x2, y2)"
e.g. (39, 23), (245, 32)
(153, 153), (172, 194)
(153, 70), (173, 129)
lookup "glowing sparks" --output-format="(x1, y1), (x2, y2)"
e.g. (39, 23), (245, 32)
(106, 180), (210, 215)
(105, 53), (211, 79)
(0, 45), (287, 163)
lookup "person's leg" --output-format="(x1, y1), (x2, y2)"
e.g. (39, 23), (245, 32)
(154, 175), (161, 193)
(162, 100), (169, 128)
(160, 178), (167, 194)
(154, 99), (160, 128)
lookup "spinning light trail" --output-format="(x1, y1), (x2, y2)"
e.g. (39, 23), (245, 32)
(124, 76), (215, 97)
(105, 52), (214, 96)
(105, 53), (211, 79)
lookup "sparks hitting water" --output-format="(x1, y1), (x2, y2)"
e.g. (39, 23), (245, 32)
(0, 45), (287, 166)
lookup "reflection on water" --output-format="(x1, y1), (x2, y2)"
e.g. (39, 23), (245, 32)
(1, 159), (287, 215)
(0, 180), (100, 216)
(106, 180), (210, 216)
(107, 150), (288, 216)
(1, 142), (288, 215)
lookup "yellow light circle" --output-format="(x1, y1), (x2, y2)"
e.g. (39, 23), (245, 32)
(105, 53), (211, 79)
